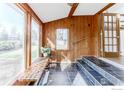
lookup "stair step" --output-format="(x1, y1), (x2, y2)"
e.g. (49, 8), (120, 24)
(41, 70), (49, 85)
(82, 56), (124, 85)
(77, 60), (113, 85)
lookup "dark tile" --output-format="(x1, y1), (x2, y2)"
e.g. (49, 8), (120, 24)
(83, 56), (124, 84)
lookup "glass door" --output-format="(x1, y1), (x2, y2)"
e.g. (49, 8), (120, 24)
(102, 13), (120, 57)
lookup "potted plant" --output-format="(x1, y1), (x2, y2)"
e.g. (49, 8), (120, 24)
(40, 47), (51, 57)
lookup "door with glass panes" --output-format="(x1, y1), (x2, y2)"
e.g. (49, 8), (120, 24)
(102, 13), (120, 57)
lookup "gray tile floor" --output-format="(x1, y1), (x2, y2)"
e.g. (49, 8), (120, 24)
(38, 63), (87, 86)
(107, 56), (124, 66)
(38, 57), (124, 86)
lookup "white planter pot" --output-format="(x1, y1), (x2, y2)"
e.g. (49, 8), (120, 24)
(43, 53), (48, 57)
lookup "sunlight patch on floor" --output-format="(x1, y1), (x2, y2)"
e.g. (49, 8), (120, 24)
(60, 59), (71, 71)
(72, 72), (87, 85)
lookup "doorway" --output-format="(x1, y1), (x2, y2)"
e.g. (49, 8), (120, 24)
(120, 15), (124, 56)
(100, 13), (120, 57)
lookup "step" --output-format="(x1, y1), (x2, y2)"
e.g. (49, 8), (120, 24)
(76, 60), (113, 85)
(82, 56), (124, 85)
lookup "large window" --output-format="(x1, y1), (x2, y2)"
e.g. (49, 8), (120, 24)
(0, 4), (25, 85)
(31, 18), (40, 62)
(56, 29), (69, 50)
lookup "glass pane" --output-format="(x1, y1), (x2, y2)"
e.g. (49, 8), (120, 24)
(109, 38), (112, 44)
(31, 19), (39, 62)
(120, 16), (124, 29)
(56, 29), (69, 50)
(104, 23), (107, 30)
(113, 16), (116, 23)
(113, 23), (116, 31)
(113, 38), (117, 45)
(109, 16), (112, 22)
(104, 16), (107, 22)
(113, 46), (117, 52)
(109, 31), (112, 37)
(105, 46), (108, 52)
(109, 23), (112, 31)
(120, 22), (124, 29)
(104, 31), (108, 37)
(120, 16), (124, 22)
(104, 38), (108, 44)
(0, 4), (24, 85)
(113, 31), (116, 37)
(109, 46), (112, 52)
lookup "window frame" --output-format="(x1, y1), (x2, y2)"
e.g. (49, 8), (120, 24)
(14, 4), (43, 68)
(31, 17), (41, 62)
(56, 28), (69, 50)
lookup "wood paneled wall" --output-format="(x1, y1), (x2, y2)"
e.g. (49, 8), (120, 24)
(43, 15), (99, 61)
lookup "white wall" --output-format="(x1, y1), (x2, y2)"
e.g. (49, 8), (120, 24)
(120, 30), (124, 56)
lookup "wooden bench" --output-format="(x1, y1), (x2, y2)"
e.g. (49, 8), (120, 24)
(10, 58), (49, 86)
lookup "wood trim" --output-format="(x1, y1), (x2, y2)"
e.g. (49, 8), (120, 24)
(45, 17), (68, 24)
(68, 3), (79, 17)
(24, 13), (28, 69)
(73, 15), (93, 17)
(103, 13), (117, 16)
(15, 3), (43, 25)
(99, 14), (104, 57)
(102, 13), (120, 57)
(42, 24), (45, 47)
(102, 14), (105, 57)
(45, 15), (94, 24)
(104, 52), (119, 57)
(23, 13), (32, 69)
(97, 14), (101, 57)
(39, 25), (41, 57)
(27, 13), (32, 68)
(117, 14), (120, 55)
(95, 3), (116, 15)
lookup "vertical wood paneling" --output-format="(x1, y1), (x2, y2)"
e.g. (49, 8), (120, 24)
(92, 15), (100, 56)
(43, 16), (99, 61)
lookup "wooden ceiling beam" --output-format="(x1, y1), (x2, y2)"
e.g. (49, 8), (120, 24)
(68, 3), (79, 17)
(15, 3), (43, 24)
(95, 3), (116, 15)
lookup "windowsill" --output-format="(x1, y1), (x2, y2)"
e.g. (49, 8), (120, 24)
(32, 57), (48, 64)
(55, 49), (70, 52)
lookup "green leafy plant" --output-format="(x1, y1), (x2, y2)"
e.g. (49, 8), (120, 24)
(40, 47), (51, 57)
